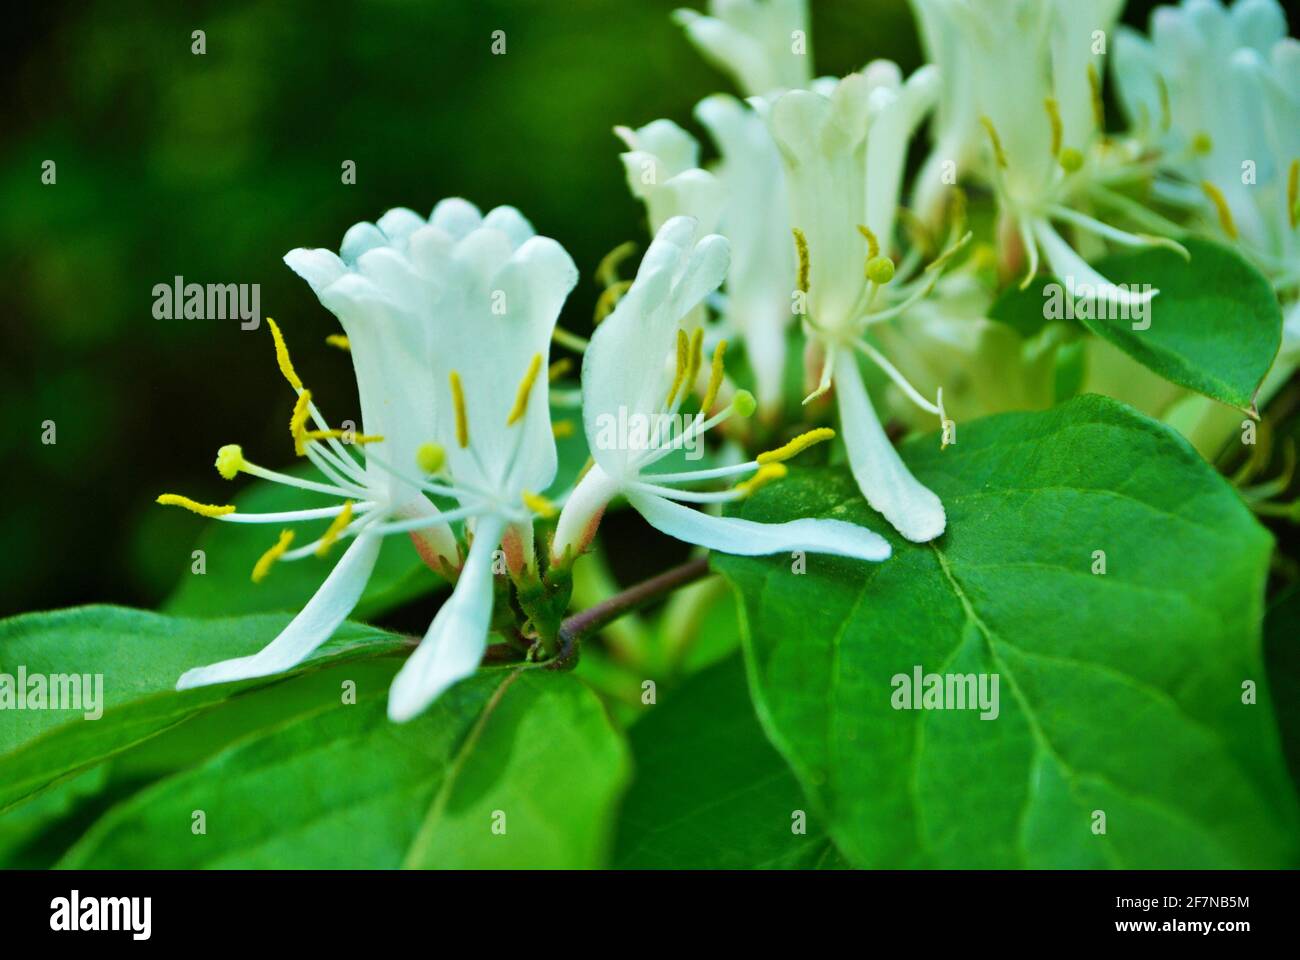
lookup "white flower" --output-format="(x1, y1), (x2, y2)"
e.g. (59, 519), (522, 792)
(551, 216), (890, 565)
(1114, 0), (1298, 303)
(910, 0), (1169, 312)
(161, 200), (578, 724)
(674, 0), (812, 97)
(764, 64), (956, 543)
(614, 120), (723, 235)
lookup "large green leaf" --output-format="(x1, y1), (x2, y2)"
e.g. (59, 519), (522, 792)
(60, 670), (630, 869)
(0, 606), (404, 811)
(614, 656), (845, 869)
(1082, 238), (1281, 410)
(714, 395), (1299, 868)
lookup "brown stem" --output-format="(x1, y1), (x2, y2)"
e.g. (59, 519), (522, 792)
(544, 556), (713, 670)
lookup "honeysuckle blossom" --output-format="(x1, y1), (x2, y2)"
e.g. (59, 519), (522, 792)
(1114, 0), (1299, 362)
(551, 216), (891, 565)
(615, 120), (722, 236)
(909, 0), (1173, 310)
(159, 200), (578, 723)
(763, 64), (957, 543)
(673, 0), (812, 98)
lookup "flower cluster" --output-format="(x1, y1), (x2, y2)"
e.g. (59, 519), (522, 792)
(158, 0), (1300, 721)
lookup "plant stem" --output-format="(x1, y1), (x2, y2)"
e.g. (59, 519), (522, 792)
(544, 556), (712, 670)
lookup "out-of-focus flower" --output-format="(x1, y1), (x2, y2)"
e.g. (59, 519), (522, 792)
(674, 0), (812, 97)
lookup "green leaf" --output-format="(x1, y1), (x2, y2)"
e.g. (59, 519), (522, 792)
(1264, 586), (1300, 794)
(614, 656), (846, 868)
(162, 467), (441, 619)
(60, 670), (630, 869)
(989, 276), (1070, 338)
(714, 395), (1299, 868)
(0, 606), (403, 811)
(1082, 238), (1281, 410)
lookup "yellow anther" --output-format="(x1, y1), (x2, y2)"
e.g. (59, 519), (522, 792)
(552, 419), (576, 439)
(1155, 74), (1172, 133)
(290, 389), (313, 456)
(596, 240), (638, 288)
(506, 353), (544, 426)
(684, 327), (704, 393)
(757, 427), (836, 465)
(252, 530), (295, 583)
(301, 429), (383, 444)
(548, 357), (573, 382)
(324, 334), (350, 351)
(731, 389), (757, 418)
(416, 442), (446, 475)
(450, 371), (469, 448)
(856, 224), (881, 260)
(215, 444), (245, 480)
(866, 256), (895, 285)
(1288, 159), (1299, 232)
(792, 228), (810, 293)
(1201, 181), (1239, 240)
(980, 116), (1008, 169)
(522, 490), (557, 519)
(267, 318), (303, 392)
(700, 340), (728, 413)
(1059, 147), (1084, 173)
(1044, 97), (1064, 158)
(735, 463), (788, 497)
(314, 502), (353, 558)
(1087, 64), (1105, 133)
(666, 328), (690, 406)
(156, 493), (236, 518)
(594, 280), (633, 324)
(1192, 131), (1213, 155)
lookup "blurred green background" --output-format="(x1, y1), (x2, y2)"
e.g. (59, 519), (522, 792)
(0, 0), (1168, 618)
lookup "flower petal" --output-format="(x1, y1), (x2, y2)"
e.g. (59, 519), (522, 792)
(175, 532), (383, 690)
(628, 489), (890, 562)
(387, 517), (505, 722)
(833, 351), (946, 543)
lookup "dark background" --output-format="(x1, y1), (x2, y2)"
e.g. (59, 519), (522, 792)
(0, 0), (1175, 617)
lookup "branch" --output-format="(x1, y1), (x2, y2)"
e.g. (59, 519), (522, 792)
(545, 556), (712, 670)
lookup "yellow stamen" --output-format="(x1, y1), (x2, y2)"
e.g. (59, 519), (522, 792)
(1087, 64), (1105, 133)
(290, 389), (313, 456)
(856, 224), (881, 260)
(792, 228), (810, 293)
(1192, 131), (1213, 155)
(866, 256), (895, 285)
(552, 419), (575, 439)
(215, 444), (245, 480)
(1201, 181), (1239, 240)
(980, 116), (1008, 169)
(594, 280), (633, 324)
(735, 463), (787, 497)
(450, 371), (469, 448)
(416, 442), (445, 475)
(252, 530), (295, 583)
(700, 340), (728, 413)
(267, 318), (303, 392)
(156, 493), (236, 518)
(1155, 74), (1172, 133)
(548, 357), (573, 382)
(506, 353), (544, 426)
(666, 328), (689, 406)
(314, 502), (353, 558)
(684, 327), (704, 393)
(522, 490), (557, 519)
(301, 430), (383, 444)
(596, 240), (638, 288)
(1288, 159), (1299, 232)
(324, 334), (350, 351)
(1044, 97), (1063, 157)
(757, 427), (836, 465)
